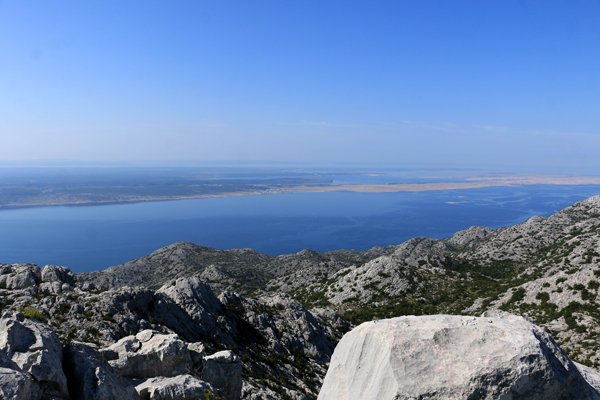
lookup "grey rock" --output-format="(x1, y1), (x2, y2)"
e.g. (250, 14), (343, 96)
(0, 265), (40, 290)
(447, 225), (493, 247)
(135, 374), (213, 400)
(186, 341), (206, 371)
(247, 294), (334, 362)
(157, 277), (226, 342)
(63, 341), (140, 400)
(578, 362), (600, 393)
(102, 330), (192, 379)
(318, 314), (600, 400)
(0, 312), (68, 397)
(0, 367), (41, 400)
(39, 281), (63, 294)
(41, 265), (75, 286)
(202, 350), (242, 400)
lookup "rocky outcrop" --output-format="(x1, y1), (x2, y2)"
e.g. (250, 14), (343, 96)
(0, 312), (68, 398)
(0, 265), (40, 290)
(39, 265), (75, 294)
(63, 341), (141, 400)
(157, 277), (225, 342)
(101, 330), (193, 379)
(201, 350), (242, 400)
(135, 374), (214, 400)
(319, 313), (600, 400)
(237, 294), (335, 362)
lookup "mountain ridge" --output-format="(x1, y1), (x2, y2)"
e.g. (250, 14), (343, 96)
(79, 194), (600, 367)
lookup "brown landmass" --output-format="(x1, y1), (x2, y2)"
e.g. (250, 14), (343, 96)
(3, 175), (600, 209)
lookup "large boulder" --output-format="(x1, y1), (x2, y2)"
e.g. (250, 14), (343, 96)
(39, 265), (75, 294)
(63, 342), (140, 400)
(101, 330), (192, 379)
(0, 265), (40, 290)
(135, 374), (214, 400)
(318, 313), (600, 400)
(40, 265), (75, 286)
(0, 312), (68, 397)
(201, 350), (242, 400)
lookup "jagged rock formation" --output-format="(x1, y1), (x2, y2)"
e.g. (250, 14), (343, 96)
(318, 313), (600, 400)
(63, 341), (140, 400)
(0, 265), (343, 399)
(0, 312), (68, 399)
(0, 311), (241, 400)
(101, 330), (196, 379)
(77, 194), (600, 367)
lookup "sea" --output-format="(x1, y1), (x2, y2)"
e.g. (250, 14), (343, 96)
(1, 184), (599, 272)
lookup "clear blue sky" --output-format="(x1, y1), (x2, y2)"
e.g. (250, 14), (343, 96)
(1, 1), (599, 171)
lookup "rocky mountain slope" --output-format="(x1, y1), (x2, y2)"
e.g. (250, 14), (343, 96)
(80, 195), (600, 368)
(0, 265), (347, 399)
(2, 194), (600, 399)
(78, 243), (390, 295)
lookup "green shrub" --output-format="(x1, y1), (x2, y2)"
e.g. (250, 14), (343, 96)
(202, 391), (223, 400)
(18, 307), (49, 323)
(536, 292), (550, 302)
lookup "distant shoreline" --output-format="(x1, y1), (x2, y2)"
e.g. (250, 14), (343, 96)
(2, 175), (600, 210)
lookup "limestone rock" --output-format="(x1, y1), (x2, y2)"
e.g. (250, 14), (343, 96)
(63, 342), (140, 400)
(0, 312), (68, 397)
(578, 363), (600, 393)
(201, 350), (242, 400)
(0, 367), (41, 400)
(41, 265), (75, 286)
(186, 341), (206, 371)
(0, 265), (40, 290)
(318, 314), (600, 400)
(246, 294), (334, 362)
(157, 277), (227, 342)
(135, 374), (214, 400)
(102, 330), (192, 379)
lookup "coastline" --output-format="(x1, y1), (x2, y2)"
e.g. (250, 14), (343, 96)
(2, 175), (600, 211)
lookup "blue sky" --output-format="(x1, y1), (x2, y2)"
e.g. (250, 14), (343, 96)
(1, 1), (599, 171)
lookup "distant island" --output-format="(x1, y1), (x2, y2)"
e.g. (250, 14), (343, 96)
(2, 167), (600, 209)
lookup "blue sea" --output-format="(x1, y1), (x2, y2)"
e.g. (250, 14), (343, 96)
(1, 185), (599, 272)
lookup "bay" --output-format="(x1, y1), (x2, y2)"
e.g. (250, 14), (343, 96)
(0, 184), (599, 272)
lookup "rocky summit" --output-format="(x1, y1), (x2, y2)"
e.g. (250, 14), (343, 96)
(1, 195), (600, 399)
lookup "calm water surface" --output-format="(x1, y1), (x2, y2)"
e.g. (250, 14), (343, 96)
(1, 185), (599, 272)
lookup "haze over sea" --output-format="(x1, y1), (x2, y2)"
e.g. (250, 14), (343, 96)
(1, 183), (599, 272)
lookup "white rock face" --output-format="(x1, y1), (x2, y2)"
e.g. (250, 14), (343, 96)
(318, 314), (600, 400)
(41, 265), (75, 285)
(135, 374), (213, 400)
(0, 312), (68, 397)
(0, 265), (40, 290)
(102, 330), (192, 379)
(201, 350), (242, 400)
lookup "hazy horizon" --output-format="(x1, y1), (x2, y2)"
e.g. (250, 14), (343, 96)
(1, 1), (600, 171)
